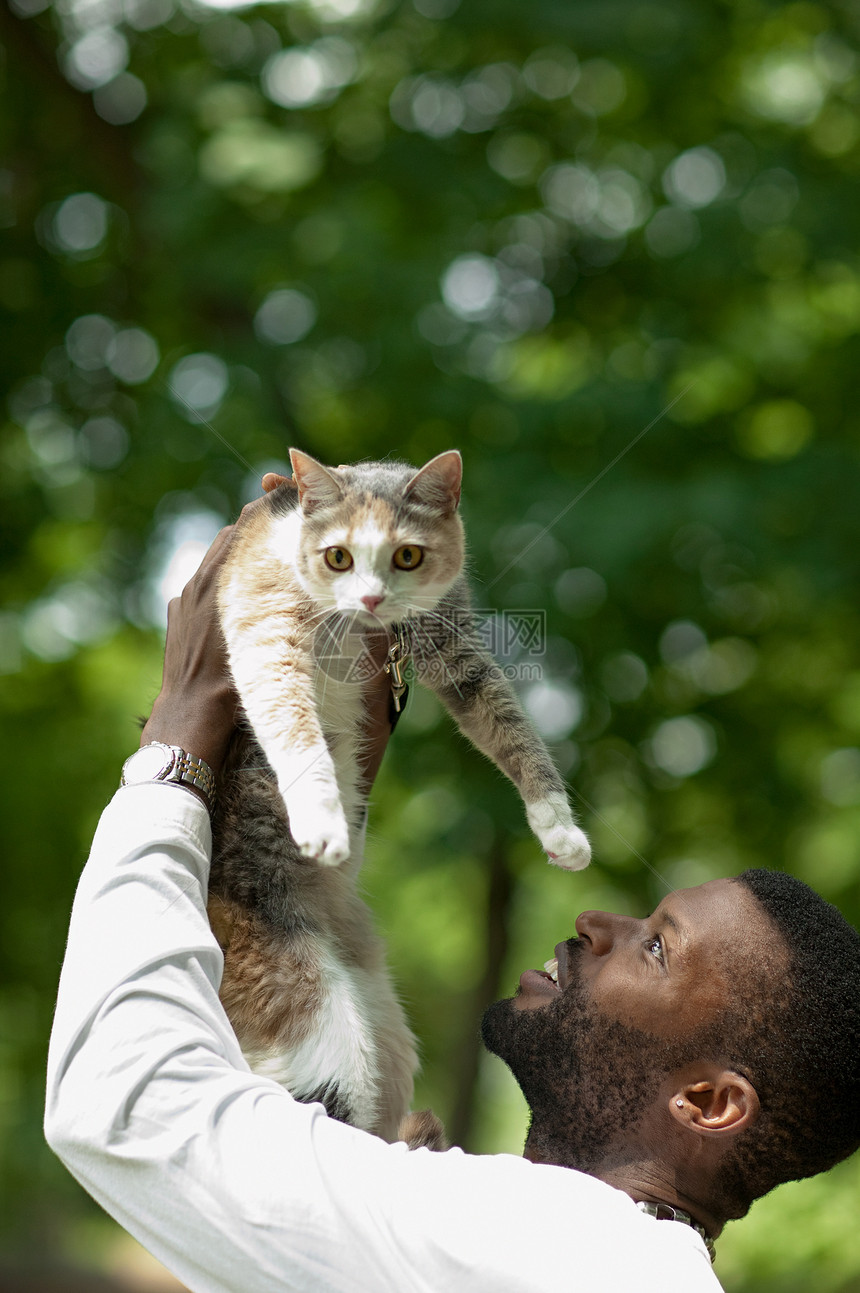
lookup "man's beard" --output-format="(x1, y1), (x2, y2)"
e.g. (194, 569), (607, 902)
(481, 945), (677, 1172)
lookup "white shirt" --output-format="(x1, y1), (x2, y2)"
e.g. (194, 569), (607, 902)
(46, 785), (724, 1293)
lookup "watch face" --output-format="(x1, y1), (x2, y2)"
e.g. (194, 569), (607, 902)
(123, 744), (176, 784)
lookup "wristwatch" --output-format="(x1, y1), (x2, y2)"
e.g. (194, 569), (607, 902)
(121, 742), (217, 813)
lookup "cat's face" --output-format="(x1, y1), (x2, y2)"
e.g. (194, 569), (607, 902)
(291, 451), (465, 627)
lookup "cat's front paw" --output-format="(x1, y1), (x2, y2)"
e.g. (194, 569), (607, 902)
(543, 824), (591, 871)
(526, 794), (591, 871)
(286, 799), (351, 866)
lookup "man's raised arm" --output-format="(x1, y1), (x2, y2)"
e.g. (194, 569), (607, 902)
(44, 485), (405, 1292)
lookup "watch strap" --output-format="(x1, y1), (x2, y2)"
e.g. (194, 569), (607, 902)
(122, 743), (217, 813)
(169, 748), (218, 810)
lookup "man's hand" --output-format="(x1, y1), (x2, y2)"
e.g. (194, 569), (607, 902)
(140, 513), (243, 775)
(140, 475), (395, 790)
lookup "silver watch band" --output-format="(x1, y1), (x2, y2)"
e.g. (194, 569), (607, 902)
(121, 743), (218, 813)
(170, 748), (218, 808)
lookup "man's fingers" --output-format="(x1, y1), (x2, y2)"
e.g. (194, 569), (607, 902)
(235, 476), (293, 530)
(176, 477), (284, 617)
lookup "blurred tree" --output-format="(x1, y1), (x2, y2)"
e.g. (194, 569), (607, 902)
(2, 0), (860, 1286)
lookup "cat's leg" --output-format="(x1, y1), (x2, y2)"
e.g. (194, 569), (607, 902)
(227, 929), (389, 1134)
(360, 966), (420, 1142)
(249, 959), (419, 1139)
(222, 632), (351, 866)
(314, 672), (369, 856)
(427, 649), (591, 870)
(523, 792), (591, 870)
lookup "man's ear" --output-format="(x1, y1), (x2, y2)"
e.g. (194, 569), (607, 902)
(669, 1068), (760, 1138)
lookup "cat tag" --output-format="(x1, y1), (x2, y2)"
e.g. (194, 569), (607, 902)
(387, 682), (410, 729)
(384, 640), (410, 729)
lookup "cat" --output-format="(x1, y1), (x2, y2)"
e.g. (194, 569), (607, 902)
(208, 448), (590, 1144)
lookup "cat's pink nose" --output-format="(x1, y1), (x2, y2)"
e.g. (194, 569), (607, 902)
(361, 594), (384, 613)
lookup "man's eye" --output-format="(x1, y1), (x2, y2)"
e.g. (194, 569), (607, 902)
(648, 935), (664, 963)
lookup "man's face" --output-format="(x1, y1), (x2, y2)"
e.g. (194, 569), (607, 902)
(481, 879), (775, 1171)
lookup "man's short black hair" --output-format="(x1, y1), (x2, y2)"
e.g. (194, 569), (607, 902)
(715, 869), (860, 1216)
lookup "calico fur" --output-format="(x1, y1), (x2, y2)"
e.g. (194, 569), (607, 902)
(209, 450), (589, 1143)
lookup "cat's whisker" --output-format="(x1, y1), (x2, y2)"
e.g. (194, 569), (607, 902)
(301, 609), (349, 654)
(304, 606), (340, 626)
(316, 614), (351, 710)
(298, 606), (344, 636)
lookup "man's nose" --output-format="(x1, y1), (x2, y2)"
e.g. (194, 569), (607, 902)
(575, 910), (630, 955)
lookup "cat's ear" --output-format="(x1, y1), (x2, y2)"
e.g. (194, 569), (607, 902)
(404, 450), (462, 514)
(289, 449), (343, 512)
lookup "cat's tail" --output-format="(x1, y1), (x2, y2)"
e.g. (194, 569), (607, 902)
(397, 1109), (448, 1151)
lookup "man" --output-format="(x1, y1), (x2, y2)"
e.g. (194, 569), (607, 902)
(45, 484), (860, 1292)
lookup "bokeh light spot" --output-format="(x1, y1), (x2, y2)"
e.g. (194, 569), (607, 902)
(107, 327), (160, 384)
(65, 314), (117, 370)
(199, 123), (322, 193)
(441, 254), (500, 320)
(662, 147), (726, 209)
(648, 715), (716, 778)
(262, 38), (356, 109)
(522, 46), (579, 101)
(52, 193), (109, 257)
(64, 27), (129, 90)
(254, 289), (317, 344)
(820, 749), (860, 807)
(93, 72), (148, 124)
(78, 416), (130, 469)
(390, 75), (465, 138)
(168, 353), (229, 420)
(555, 567), (607, 618)
(742, 53), (826, 126)
(523, 680), (583, 741)
(737, 399), (814, 460)
(601, 651), (648, 702)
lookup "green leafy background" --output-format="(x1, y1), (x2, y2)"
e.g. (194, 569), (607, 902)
(2, 0), (860, 1285)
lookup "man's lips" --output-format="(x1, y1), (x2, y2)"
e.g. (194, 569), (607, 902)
(517, 968), (560, 1001)
(517, 939), (575, 1002)
(554, 939), (573, 990)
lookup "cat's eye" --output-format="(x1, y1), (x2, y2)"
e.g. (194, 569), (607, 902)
(324, 547), (353, 572)
(392, 545), (424, 571)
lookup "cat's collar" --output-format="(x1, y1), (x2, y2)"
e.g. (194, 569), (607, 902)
(384, 632), (409, 714)
(384, 630), (410, 726)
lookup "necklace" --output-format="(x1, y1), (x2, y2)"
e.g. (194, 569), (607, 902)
(636, 1201), (716, 1263)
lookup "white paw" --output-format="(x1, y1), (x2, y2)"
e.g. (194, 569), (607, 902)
(526, 794), (591, 871)
(543, 824), (591, 871)
(286, 798), (351, 866)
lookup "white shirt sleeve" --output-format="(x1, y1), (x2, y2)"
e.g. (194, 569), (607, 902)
(45, 784), (724, 1293)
